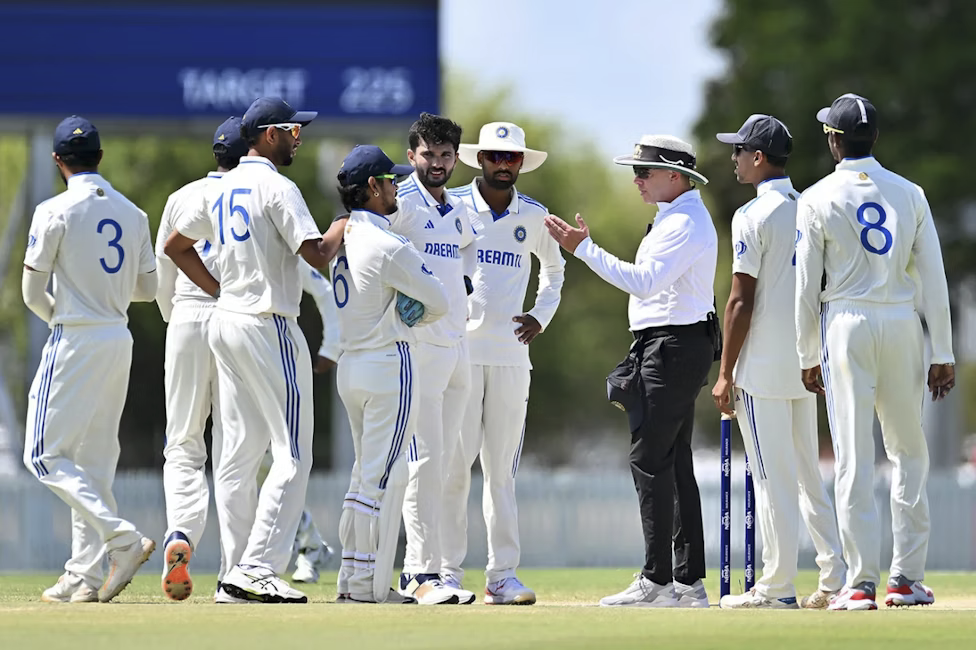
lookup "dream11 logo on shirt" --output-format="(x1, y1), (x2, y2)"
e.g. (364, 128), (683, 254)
(179, 68), (307, 111)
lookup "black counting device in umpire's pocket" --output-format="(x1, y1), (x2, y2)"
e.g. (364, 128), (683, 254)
(607, 339), (646, 432)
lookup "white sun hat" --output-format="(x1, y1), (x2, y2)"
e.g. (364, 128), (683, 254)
(613, 134), (709, 185)
(458, 122), (548, 173)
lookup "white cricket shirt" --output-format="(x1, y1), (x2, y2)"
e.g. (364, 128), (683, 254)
(390, 171), (475, 346)
(448, 179), (565, 368)
(174, 156), (321, 318)
(730, 177), (807, 399)
(300, 259), (341, 361)
(155, 172), (222, 321)
(795, 156), (954, 368)
(25, 172), (155, 326)
(332, 209), (449, 352)
(574, 189), (717, 330)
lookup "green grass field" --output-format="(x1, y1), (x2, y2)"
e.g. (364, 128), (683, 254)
(2, 569), (975, 649)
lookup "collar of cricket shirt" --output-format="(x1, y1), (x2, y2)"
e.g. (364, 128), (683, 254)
(756, 176), (794, 197)
(351, 208), (393, 230)
(835, 155), (882, 173)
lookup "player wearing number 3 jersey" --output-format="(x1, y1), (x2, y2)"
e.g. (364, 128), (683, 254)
(23, 116), (157, 604)
(166, 97), (343, 604)
(795, 94), (954, 611)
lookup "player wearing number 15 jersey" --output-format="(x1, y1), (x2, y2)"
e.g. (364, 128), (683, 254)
(166, 97), (342, 604)
(23, 116), (157, 604)
(795, 93), (954, 611)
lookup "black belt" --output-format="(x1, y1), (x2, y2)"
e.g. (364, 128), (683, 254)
(633, 320), (710, 340)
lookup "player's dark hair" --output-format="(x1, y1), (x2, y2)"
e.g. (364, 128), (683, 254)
(408, 112), (462, 152)
(839, 137), (874, 159)
(338, 183), (371, 212)
(241, 124), (260, 148)
(214, 152), (241, 170)
(58, 151), (100, 171)
(763, 153), (789, 169)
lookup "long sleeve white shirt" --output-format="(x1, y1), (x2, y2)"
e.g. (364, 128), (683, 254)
(574, 189), (717, 330)
(448, 179), (566, 367)
(795, 156), (953, 368)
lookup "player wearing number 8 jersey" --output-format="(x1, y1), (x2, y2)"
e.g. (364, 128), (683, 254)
(166, 97), (344, 604)
(23, 116), (157, 604)
(795, 93), (954, 611)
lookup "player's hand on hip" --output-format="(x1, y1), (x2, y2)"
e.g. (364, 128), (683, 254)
(711, 375), (735, 415)
(396, 292), (426, 327)
(513, 313), (542, 344)
(545, 213), (588, 254)
(801, 366), (825, 395)
(314, 355), (337, 374)
(927, 363), (955, 401)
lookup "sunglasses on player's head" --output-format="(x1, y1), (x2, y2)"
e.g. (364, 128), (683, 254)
(822, 123), (844, 135)
(483, 151), (524, 165)
(259, 122), (302, 138)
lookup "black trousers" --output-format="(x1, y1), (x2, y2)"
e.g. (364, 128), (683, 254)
(628, 323), (713, 586)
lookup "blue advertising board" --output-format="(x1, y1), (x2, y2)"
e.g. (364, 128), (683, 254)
(0, 4), (439, 120)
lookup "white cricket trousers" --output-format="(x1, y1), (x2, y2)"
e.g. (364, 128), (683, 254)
(336, 342), (415, 602)
(209, 310), (313, 576)
(821, 300), (929, 588)
(402, 340), (471, 575)
(161, 304), (223, 569)
(24, 323), (141, 588)
(734, 390), (846, 599)
(442, 364), (530, 585)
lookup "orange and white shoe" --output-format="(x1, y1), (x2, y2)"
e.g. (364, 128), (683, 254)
(162, 532), (193, 601)
(885, 576), (935, 607)
(827, 582), (878, 611)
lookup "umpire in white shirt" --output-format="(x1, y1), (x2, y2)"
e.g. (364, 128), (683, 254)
(546, 135), (719, 607)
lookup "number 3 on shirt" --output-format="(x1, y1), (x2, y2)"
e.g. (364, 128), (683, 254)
(213, 189), (252, 244)
(857, 202), (892, 255)
(97, 218), (124, 273)
(333, 255), (349, 308)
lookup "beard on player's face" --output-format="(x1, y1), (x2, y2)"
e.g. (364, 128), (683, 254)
(413, 143), (457, 189)
(276, 135), (296, 166)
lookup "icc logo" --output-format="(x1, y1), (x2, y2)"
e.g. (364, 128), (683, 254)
(514, 225), (527, 243)
(455, 217), (462, 234)
(735, 241), (747, 258)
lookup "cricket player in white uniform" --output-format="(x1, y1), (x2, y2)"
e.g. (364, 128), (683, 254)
(330, 144), (449, 604)
(24, 116), (157, 604)
(156, 116), (247, 601)
(165, 97), (342, 604)
(388, 113), (477, 606)
(795, 93), (954, 610)
(709, 114), (846, 610)
(442, 123), (565, 605)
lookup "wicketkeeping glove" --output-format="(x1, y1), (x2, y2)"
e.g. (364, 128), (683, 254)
(396, 292), (426, 327)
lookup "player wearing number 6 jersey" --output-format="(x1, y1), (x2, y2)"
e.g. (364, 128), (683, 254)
(795, 93), (955, 611)
(165, 97), (343, 604)
(23, 116), (157, 604)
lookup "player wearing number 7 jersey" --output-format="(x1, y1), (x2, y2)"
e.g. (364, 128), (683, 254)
(795, 93), (955, 611)
(165, 97), (344, 604)
(23, 116), (157, 604)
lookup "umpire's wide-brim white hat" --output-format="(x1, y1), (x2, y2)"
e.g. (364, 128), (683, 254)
(613, 134), (709, 185)
(458, 122), (548, 173)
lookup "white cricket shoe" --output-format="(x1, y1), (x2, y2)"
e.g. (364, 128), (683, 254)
(291, 553), (320, 584)
(161, 532), (193, 601)
(674, 579), (710, 608)
(348, 588), (417, 604)
(99, 536), (155, 603)
(599, 574), (678, 608)
(221, 564), (307, 604)
(485, 576), (537, 605)
(885, 576), (935, 607)
(800, 588), (837, 609)
(214, 583), (252, 604)
(439, 574), (475, 604)
(41, 572), (98, 603)
(720, 588), (799, 609)
(399, 573), (460, 605)
(827, 583), (878, 611)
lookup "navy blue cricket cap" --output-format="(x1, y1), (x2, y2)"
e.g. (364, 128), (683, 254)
(716, 114), (793, 158)
(241, 97), (316, 137)
(213, 116), (248, 159)
(817, 93), (878, 140)
(53, 115), (100, 155)
(337, 145), (413, 187)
